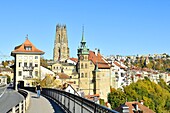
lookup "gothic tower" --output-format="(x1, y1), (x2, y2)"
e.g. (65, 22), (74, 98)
(53, 24), (69, 62)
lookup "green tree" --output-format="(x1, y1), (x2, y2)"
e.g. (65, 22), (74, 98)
(108, 88), (126, 109)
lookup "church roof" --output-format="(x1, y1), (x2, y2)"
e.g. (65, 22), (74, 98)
(11, 38), (44, 56)
(88, 51), (110, 69)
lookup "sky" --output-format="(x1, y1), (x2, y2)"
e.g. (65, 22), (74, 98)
(0, 0), (170, 61)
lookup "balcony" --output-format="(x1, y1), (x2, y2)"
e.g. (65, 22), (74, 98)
(23, 75), (33, 79)
(23, 66), (34, 71)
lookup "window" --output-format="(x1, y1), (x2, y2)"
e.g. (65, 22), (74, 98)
(90, 61), (93, 65)
(35, 64), (38, 67)
(121, 73), (124, 77)
(19, 62), (22, 67)
(29, 56), (33, 59)
(24, 46), (32, 50)
(81, 73), (84, 78)
(29, 71), (32, 76)
(19, 56), (22, 59)
(29, 62), (33, 67)
(35, 71), (38, 76)
(85, 63), (87, 68)
(24, 56), (27, 60)
(81, 63), (84, 68)
(74, 81), (76, 84)
(35, 56), (38, 59)
(85, 56), (87, 60)
(85, 73), (87, 77)
(19, 71), (22, 76)
(24, 62), (27, 67)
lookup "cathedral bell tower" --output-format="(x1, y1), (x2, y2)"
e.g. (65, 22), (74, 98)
(53, 24), (70, 62)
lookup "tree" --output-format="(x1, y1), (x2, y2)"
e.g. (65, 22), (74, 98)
(108, 79), (170, 113)
(40, 57), (48, 68)
(108, 88), (126, 109)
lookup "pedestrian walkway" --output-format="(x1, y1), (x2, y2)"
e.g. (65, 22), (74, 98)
(26, 91), (65, 113)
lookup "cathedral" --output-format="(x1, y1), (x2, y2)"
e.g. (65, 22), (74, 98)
(53, 24), (69, 62)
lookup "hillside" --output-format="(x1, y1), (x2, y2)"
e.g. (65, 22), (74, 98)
(108, 78), (170, 113)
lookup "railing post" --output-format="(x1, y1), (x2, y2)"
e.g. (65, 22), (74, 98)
(68, 93), (70, 112)
(12, 106), (15, 113)
(81, 99), (83, 113)
(23, 100), (26, 113)
(94, 103), (96, 113)
(73, 94), (75, 113)
(19, 102), (22, 113)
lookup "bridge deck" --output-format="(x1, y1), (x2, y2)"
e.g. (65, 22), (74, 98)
(26, 91), (65, 113)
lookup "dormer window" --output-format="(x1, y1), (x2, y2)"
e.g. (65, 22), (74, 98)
(24, 46), (32, 50)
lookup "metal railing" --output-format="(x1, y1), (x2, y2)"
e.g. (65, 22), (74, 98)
(7, 89), (30, 113)
(24, 87), (119, 113)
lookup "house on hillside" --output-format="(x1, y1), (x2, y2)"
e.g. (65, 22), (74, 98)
(115, 101), (155, 113)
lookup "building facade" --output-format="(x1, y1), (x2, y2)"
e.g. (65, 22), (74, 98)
(11, 37), (44, 89)
(77, 31), (111, 101)
(53, 24), (69, 62)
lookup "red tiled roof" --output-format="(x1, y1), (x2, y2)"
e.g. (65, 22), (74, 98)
(11, 38), (44, 55)
(115, 102), (155, 113)
(69, 58), (78, 63)
(135, 74), (141, 77)
(125, 102), (155, 113)
(57, 73), (70, 79)
(88, 51), (110, 69)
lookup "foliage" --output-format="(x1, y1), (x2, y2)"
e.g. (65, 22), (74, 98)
(132, 57), (170, 72)
(99, 99), (105, 106)
(40, 74), (61, 88)
(108, 79), (170, 113)
(40, 57), (48, 68)
(108, 88), (126, 109)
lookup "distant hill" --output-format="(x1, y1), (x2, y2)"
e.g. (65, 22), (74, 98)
(108, 78), (170, 113)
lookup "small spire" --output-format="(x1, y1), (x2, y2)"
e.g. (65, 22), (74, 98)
(81, 25), (85, 42)
(26, 34), (28, 39)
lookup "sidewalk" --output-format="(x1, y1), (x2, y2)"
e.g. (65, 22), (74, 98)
(26, 91), (65, 113)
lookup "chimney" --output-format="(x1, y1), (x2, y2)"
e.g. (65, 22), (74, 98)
(95, 48), (98, 56)
(121, 104), (129, 113)
(136, 103), (138, 111)
(140, 100), (144, 105)
(98, 49), (100, 54)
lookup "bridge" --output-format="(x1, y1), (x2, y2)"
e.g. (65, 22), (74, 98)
(0, 85), (119, 113)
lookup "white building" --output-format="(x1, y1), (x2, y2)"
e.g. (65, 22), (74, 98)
(11, 37), (44, 89)
(40, 66), (55, 80)
(0, 76), (7, 84)
(112, 61), (127, 89)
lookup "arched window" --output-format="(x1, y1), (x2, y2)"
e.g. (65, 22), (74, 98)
(85, 56), (87, 60)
